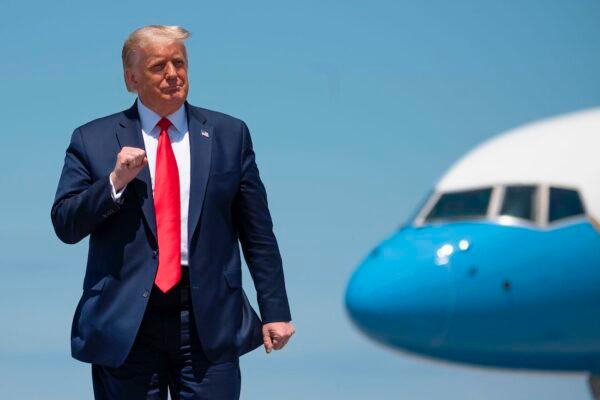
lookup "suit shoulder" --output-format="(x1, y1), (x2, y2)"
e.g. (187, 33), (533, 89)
(190, 105), (247, 129)
(75, 107), (130, 135)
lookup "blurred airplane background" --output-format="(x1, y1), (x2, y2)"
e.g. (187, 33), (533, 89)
(346, 109), (600, 398)
(2, 0), (600, 399)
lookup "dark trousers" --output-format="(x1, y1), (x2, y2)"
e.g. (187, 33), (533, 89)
(91, 267), (241, 400)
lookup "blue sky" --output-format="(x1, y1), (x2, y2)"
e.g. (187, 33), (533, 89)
(1, 0), (600, 398)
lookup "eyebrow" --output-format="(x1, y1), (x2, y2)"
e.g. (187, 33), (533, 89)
(146, 56), (186, 66)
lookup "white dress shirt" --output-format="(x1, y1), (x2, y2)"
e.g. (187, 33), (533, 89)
(109, 98), (191, 266)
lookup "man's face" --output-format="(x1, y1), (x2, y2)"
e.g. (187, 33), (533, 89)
(126, 40), (189, 116)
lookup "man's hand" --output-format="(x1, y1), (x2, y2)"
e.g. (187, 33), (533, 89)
(110, 147), (148, 191)
(262, 322), (295, 354)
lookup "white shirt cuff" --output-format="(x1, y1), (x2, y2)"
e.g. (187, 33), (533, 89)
(109, 174), (127, 202)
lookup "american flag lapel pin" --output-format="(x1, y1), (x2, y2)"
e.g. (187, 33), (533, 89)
(201, 130), (210, 138)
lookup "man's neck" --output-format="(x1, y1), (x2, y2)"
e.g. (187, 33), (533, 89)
(137, 97), (187, 136)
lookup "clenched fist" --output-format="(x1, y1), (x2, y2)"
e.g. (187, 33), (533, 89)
(262, 321), (295, 354)
(110, 147), (148, 192)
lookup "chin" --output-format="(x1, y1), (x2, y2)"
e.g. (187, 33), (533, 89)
(165, 89), (187, 101)
(157, 93), (181, 105)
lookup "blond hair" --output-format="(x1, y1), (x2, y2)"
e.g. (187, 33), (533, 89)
(122, 25), (190, 92)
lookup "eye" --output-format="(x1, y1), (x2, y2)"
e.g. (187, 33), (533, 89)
(150, 63), (165, 72)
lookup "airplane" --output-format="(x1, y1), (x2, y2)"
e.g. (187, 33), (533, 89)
(344, 108), (600, 398)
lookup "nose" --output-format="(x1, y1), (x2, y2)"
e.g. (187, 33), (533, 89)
(345, 228), (454, 350)
(164, 62), (177, 80)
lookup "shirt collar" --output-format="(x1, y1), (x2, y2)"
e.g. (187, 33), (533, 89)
(136, 97), (188, 135)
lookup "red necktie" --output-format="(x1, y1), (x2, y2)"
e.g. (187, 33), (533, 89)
(153, 117), (181, 293)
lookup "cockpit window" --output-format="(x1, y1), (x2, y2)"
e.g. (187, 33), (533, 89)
(500, 185), (536, 221)
(549, 187), (584, 222)
(425, 188), (492, 222)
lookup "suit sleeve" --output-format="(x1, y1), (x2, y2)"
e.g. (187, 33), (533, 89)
(51, 127), (123, 244)
(233, 121), (292, 324)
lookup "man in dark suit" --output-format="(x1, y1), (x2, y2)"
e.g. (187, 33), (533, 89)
(51, 25), (294, 399)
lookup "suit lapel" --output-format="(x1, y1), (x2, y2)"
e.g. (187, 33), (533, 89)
(186, 102), (213, 248)
(115, 100), (158, 244)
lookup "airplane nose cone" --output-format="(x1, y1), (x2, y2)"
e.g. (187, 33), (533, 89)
(345, 230), (454, 349)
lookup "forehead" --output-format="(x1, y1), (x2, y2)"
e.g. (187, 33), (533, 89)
(139, 40), (187, 61)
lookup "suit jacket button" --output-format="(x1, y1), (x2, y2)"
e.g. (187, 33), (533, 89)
(152, 250), (158, 259)
(142, 290), (149, 298)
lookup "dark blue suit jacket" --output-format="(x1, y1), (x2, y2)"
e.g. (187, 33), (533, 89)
(51, 100), (291, 368)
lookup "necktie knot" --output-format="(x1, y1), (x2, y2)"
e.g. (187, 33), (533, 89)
(157, 117), (172, 132)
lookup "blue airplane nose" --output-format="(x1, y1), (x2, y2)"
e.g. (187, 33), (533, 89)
(345, 228), (454, 350)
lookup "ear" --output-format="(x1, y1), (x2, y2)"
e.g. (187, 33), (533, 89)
(124, 68), (139, 92)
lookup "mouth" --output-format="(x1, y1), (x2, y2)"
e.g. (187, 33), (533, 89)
(162, 86), (181, 94)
